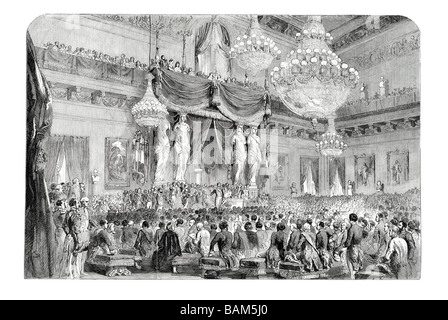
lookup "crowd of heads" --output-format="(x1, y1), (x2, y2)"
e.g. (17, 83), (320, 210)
(155, 54), (266, 91)
(48, 176), (421, 240)
(92, 187), (421, 238)
(48, 178), (86, 203)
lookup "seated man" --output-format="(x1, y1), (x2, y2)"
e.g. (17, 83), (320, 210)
(265, 222), (287, 269)
(121, 220), (138, 250)
(297, 223), (322, 272)
(134, 221), (154, 258)
(192, 222), (211, 257)
(208, 221), (238, 271)
(89, 220), (117, 260)
(232, 222), (258, 262)
(328, 221), (347, 262)
(255, 222), (270, 257)
(153, 222), (182, 272)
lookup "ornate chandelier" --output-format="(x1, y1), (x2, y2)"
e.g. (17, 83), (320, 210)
(229, 15), (281, 76)
(270, 16), (360, 120)
(131, 72), (169, 128)
(315, 118), (348, 157)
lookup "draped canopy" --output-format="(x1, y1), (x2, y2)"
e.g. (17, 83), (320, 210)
(154, 68), (270, 126)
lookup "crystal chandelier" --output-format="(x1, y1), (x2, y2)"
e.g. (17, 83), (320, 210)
(315, 117), (348, 157)
(270, 16), (360, 119)
(229, 15), (281, 76)
(131, 72), (169, 128)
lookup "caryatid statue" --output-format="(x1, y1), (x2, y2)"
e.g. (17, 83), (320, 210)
(154, 117), (171, 183)
(247, 126), (262, 187)
(173, 114), (191, 182)
(231, 125), (247, 185)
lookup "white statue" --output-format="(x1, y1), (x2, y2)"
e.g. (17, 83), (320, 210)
(154, 118), (171, 183)
(379, 76), (389, 97)
(360, 83), (368, 100)
(91, 169), (100, 184)
(231, 125), (247, 185)
(173, 114), (191, 182)
(91, 169), (100, 196)
(247, 127), (262, 186)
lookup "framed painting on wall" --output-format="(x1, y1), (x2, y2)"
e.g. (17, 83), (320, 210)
(105, 137), (130, 188)
(300, 157), (319, 195)
(271, 153), (289, 190)
(354, 153), (375, 194)
(329, 157), (345, 196)
(387, 149), (409, 185)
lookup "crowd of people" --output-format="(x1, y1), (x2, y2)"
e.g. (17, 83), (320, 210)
(86, 182), (270, 216)
(156, 54), (266, 91)
(41, 42), (266, 91)
(49, 183), (421, 279)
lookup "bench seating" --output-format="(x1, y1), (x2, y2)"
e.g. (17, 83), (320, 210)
(89, 254), (135, 277)
(172, 253), (202, 273)
(278, 261), (348, 279)
(239, 258), (267, 278)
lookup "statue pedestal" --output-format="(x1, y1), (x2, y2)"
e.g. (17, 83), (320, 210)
(248, 185), (258, 199)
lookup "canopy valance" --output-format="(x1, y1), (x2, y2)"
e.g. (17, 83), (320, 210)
(153, 68), (270, 126)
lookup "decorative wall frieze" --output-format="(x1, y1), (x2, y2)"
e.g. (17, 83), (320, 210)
(332, 16), (408, 52)
(49, 85), (136, 109)
(97, 14), (194, 38)
(258, 15), (302, 39)
(337, 116), (420, 139)
(345, 32), (420, 70)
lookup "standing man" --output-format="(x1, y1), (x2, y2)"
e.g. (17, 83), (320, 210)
(399, 220), (416, 278)
(316, 221), (332, 269)
(212, 183), (223, 208)
(373, 213), (388, 257)
(344, 213), (364, 280)
(77, 197), (91, 276)
(383, 226), (409, 279)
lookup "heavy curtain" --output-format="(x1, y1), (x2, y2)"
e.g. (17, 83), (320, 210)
(158, 69), (212, 110)
(155, 68), (269, 126)
(26, 31), (55, 278)
(191, 118), (213, 166)
(43, 135), (64, 184)
(195, 22), (230, 78)
(63, 136), (90, 189)
(301, 159), (319, 195)
(43, 135), (89, 188)
(330, 158), (345, 196)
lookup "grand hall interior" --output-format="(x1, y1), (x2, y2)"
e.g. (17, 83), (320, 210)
(25, 13), (421, 280)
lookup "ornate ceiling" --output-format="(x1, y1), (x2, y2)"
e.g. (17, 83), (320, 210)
(96, 14), (409, 51)
(258, 15), (409, 51)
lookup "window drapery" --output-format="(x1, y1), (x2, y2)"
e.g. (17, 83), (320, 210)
(44, 135), (90, 193)
(195, 22), (230, 78)
(43, 135), (64, 184)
